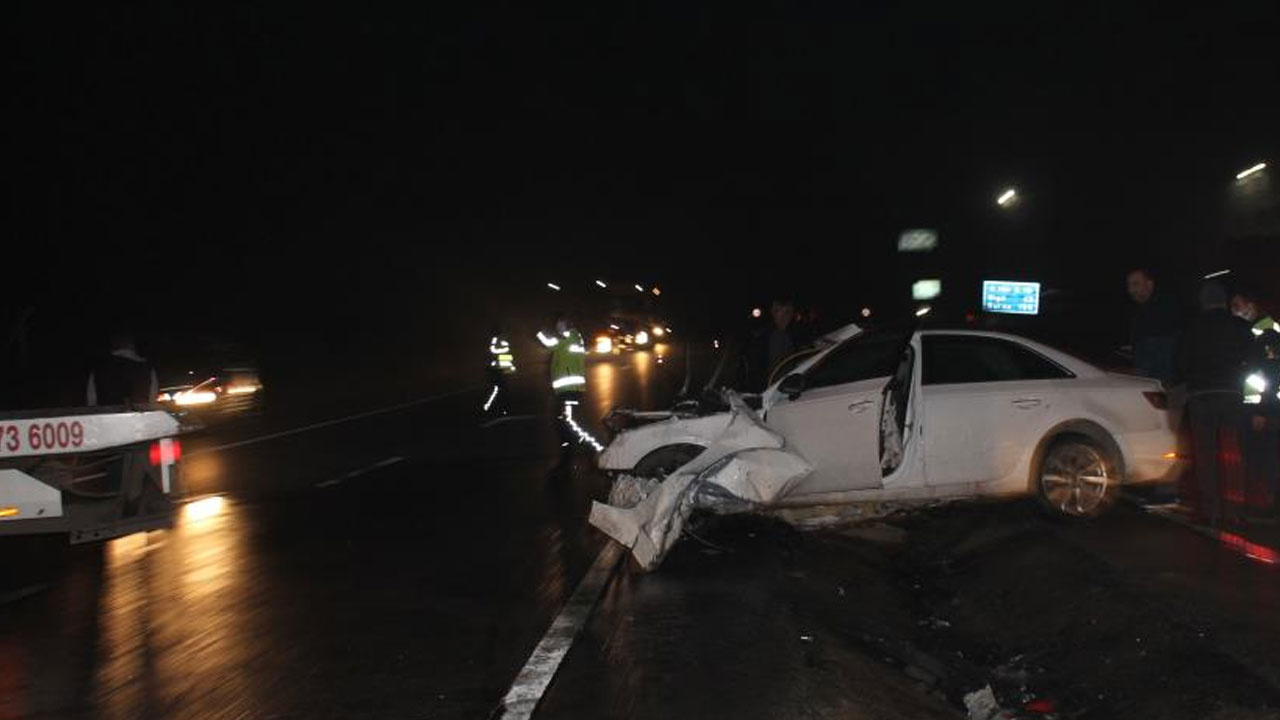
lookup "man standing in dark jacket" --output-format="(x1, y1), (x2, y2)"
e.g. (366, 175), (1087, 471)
(1127, 268), (1181, 384)
(1244, 329), (1280, 518)
(749, 297), (812, 391)
(1176, 282), (1257, 526)
(86, 330), (158, 408)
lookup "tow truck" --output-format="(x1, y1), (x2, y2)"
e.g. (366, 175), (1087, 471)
(0, 406), (186, 543)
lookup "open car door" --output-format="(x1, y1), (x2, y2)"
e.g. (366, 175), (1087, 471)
(765, 326), (915, 495)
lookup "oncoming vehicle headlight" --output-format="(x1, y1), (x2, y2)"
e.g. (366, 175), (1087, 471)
(1246, 373), (1268, 394)
(1245, 373), (1268, 404)
(595, 336), (613, 354)
(635, 330), (650, 345)
(174, 391), (218, 406)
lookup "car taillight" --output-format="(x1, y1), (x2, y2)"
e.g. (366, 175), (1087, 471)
(149, 439), (183, 466)
(1142, 391), (1168, 410)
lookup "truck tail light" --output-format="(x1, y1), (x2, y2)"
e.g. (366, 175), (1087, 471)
(149, 439), (182, 466)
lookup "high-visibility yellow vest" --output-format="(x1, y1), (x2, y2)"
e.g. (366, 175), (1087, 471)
(539, 329), (586, 393)
(489, 336), (516, 373)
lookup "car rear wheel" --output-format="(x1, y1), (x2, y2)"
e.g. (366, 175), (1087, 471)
(633, 443), (705, 480)
(1035, 438), (1117, 519)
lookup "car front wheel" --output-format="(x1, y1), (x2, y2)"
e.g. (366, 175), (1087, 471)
(633, 443), (705, 481)
(1035, 438), (1118, 519)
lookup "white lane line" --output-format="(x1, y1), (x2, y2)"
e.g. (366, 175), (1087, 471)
(371, 455), (405, 469)
(188, 387), (479, 457)
(315, 455), (407, 488)
(496, 541), (625, 719)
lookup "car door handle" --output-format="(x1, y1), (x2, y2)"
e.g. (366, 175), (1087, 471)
(1011, 398), (1043, 409)
(848, 400), (874, 413)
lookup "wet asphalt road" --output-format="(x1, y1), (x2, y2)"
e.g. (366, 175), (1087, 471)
(0, 350), (683, 720)
(5, 343), (1280, 720)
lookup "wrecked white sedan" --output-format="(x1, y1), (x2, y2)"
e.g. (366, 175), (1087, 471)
(590, 324), (1183, 569)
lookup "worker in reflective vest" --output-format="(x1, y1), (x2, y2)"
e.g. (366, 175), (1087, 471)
(537, 315), (587, 446)
(1236, 293), (1280, 517)
(483, 327), (516, 417)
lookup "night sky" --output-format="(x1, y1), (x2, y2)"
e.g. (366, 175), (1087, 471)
(6, 3), (1278, 372)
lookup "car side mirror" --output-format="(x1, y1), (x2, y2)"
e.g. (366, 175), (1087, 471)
(778, 373), (806, 400)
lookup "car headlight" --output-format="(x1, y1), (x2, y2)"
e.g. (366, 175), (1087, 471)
(174, 391), (218, 406)
(635, 330), (650, 345)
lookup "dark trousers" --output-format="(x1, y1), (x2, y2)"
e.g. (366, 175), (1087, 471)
(555, 390), (586, 445)
(484, 371), (510, 416)
(1187, 392), (1243, 522)
(1244, 417), (1279, 513)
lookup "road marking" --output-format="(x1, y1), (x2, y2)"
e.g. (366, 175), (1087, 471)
(188, 388), (478, 457)
(1124, 493), (1280, 567)
(495, 541), (625, 719)
(315, 455), (406, 488)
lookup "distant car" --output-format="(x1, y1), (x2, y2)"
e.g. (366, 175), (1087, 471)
(590, 320), (664, 355)
(589, 325), (625, 355)
(158, 367), (264, 417)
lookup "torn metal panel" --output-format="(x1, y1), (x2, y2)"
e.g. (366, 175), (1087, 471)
(607, 474), (660, 509)
(597, 412), (733, 471)
(589, 393), (813, 570)
(691, 449), (812, 508)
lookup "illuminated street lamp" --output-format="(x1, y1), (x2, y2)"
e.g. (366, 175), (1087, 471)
(634, 284), (645, 293)
(996, 188), (1018, 207)
(1237, 162), (1267, 180)
(751, 307), (762, 318)
(546, 282), (561, 291)
(595, 279), (608, 288)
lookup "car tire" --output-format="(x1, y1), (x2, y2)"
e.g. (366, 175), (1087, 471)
(1034, 436), (1119, 520)
(633, 443), (705, 481)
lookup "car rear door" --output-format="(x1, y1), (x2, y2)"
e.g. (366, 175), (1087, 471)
(920, 334), (1075, 487)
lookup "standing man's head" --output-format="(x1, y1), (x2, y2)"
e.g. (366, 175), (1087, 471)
(770, 298), (796, 331)
(1199, 281), (1229, 311)
(108, 330), (137, 354)
(1126, 269), (1155, 304)
(553, 313), (569, 335)
(1230, 293), (1260, 322)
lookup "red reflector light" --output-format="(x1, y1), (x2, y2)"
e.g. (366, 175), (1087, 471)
(1025, 698), (1056, 714)
(148, 439), (182, 466)
(1142, 391), (1168, 410)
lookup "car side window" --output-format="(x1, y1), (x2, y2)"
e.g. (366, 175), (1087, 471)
(805, 329), (912, 390)
(922, 335), (1073, 385)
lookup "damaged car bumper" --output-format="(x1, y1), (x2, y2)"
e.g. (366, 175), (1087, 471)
(589, 393), (812, 570)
